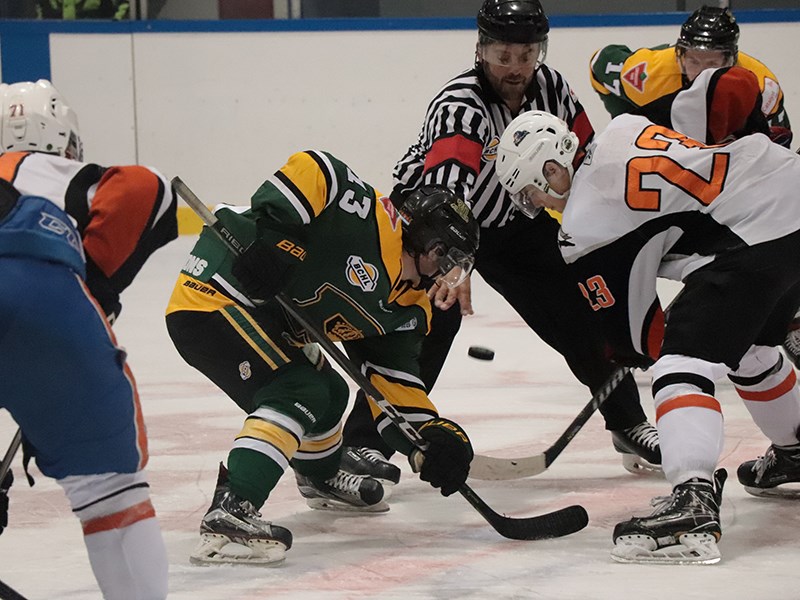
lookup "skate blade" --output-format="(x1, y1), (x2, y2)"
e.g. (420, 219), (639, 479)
(611, 532), (720, 565)
(621, 453), (664, 476)
(305, 498), (390, 513)
(743, 483), (800, 499)
(190, 533), (287, 566)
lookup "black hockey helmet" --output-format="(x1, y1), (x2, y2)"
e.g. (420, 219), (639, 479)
(677, 6), (739, 60)
(477, 0), (549, 44)
(400, 185), (479, 288)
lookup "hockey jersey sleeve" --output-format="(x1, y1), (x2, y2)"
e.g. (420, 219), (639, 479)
(343, 331), (439, 457)
(82, 165), (177, 318)
(589, 45), (639, 118)
(250, 150), (358, 227)
(418, 92), (489, 205)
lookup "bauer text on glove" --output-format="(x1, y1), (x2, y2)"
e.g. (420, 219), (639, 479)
(231, 229), (306, 303)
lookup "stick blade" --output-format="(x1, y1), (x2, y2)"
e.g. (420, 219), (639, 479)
(490, 504), (589, 541)
(469, 453), (547, 480)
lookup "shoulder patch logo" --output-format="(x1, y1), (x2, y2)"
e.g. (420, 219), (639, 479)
(482, 136), (500, 161)
(346, 255), (379, 292)
(378, 196), (400, 230)
(761, 77), (780, 115)
(622, 62), (648, 93)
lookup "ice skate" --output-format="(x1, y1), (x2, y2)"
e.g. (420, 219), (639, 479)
(340, 446), (401, 489)
(611, 421), (662, 474)
(295, 469), (388, 513)
(190, 490), (293, 566)
(611, 469), (726, 565)
(737, 442), (800, 498)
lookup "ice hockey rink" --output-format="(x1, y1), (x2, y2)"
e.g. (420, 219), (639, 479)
(1, 234), (798, 600)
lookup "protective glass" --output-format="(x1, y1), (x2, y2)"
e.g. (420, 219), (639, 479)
(480, 41), (547, 69)
(425, 243), (475, 288)
(510, 187), (542, 219)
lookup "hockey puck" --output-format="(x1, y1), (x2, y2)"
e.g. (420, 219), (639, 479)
(468, 346), (495, 361)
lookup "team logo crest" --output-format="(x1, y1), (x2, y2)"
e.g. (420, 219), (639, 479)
(346, 255), (379, 292)
(622, 62), (648, 93)
(482, 136), (500, 161)
(324, 315), (363, 341)
(512, 129), (531, 146)
(239, 361), (252, 380)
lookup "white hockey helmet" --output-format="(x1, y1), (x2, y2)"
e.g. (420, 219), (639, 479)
(0, 79), (83, 160)
(496, 110), (577, 214)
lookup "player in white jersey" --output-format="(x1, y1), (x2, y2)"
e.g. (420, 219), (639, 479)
(495, 75), (800, 564)
(342, 0), (660, 486)
(0, 80), (170, 596)
(0, 79), (178, 323)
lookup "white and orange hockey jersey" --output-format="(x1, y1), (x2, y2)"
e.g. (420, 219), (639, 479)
(0, 150), (177, 318)
(559, 114), (800, 363)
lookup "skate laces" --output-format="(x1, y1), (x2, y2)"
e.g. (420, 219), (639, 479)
(752, 447), (778, 483)
(327, 470), (364, 495)
(784, 328), (800, 356)
(359, 448), (389, 465)
(624, 422), (659, 451)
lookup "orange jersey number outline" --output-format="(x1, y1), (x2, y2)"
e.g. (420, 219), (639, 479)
(626, 124), (731, 211)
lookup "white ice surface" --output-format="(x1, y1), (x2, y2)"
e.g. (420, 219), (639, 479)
(1, 236), (798, 599)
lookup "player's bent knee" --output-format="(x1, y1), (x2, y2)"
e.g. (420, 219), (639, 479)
(651, 354), (728, 403)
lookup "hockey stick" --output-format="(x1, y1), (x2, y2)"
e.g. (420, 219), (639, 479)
(0, 428), (21, 484)
(469, 367), (632, 480)
(0, 578), (29, 600)
(172, 176), (588, 541)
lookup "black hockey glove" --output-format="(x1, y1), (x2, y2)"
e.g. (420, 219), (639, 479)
(412, 418), (473, 497)
(0, 469), (13, 536)
(231, 229), (307, 304)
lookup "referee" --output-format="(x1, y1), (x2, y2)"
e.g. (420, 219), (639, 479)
(340, 0), (661, 484)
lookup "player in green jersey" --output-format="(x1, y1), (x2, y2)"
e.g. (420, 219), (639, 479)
(165, 150), (479, 566)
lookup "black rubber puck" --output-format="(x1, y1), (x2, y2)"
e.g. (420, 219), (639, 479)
(468, 346), (495, 361)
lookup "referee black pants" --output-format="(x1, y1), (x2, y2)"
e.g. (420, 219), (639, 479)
(343, 211), (646, 456)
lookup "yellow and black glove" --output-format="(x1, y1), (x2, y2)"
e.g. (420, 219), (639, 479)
(412, 418), (473, 497)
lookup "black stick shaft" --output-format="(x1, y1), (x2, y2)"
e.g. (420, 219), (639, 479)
(172, 176), (588, 540)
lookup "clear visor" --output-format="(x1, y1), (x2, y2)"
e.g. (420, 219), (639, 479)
(424, 243), (475, 288)
(480, 41), (547, 69)
(510, 188), (543, 219)
(676, 43), (736, 66)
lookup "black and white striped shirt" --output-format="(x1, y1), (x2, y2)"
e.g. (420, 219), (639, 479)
(393, 65), (594, 229)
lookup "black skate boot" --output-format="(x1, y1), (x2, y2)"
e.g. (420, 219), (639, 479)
(340, 446), (401, 487)
(611, 468), (727, 565)
(611, 421), (662, 474)
(190, 483), (293, 566)
(737, 442), (800, 498)
(295, 469), (388, 513)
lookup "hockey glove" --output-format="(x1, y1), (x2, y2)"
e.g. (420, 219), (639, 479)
(0, 469), (13, 536)
(231, 229), (307, 304)
(412, 418), (473, 497)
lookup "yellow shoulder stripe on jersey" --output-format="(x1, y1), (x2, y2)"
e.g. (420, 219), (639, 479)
(274, 151), (334, 221)
(621, 46), (683, 107)
(374, 193), (404, 288)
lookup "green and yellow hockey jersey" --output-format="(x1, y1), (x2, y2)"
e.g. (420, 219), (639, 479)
(589, 44), (789, 129)
(167, 150), (437, 453)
